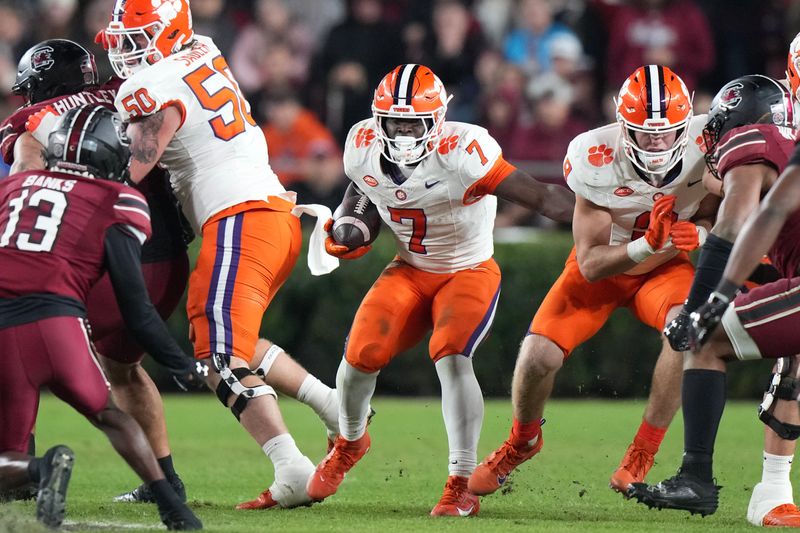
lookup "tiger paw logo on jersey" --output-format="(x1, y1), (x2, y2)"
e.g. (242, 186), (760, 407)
(437, 135), (459, 155)
(588, 144), (614, 167)
(355, 128), (376, 148)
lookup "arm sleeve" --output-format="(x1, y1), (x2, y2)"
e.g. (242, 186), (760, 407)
(104, 225), (190, 373)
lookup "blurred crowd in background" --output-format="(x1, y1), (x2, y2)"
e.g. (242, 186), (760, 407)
(0, 0), (794, 226)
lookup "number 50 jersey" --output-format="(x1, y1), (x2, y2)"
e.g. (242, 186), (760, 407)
(343, 119), (515, 274)
(114, 36), (290, 232)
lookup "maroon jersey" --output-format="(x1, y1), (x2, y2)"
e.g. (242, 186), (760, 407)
(0, 78), (121, 164)
(0, 77), (186, 261)
(715, 124), (800, 277)
(0, 170), (151, 325)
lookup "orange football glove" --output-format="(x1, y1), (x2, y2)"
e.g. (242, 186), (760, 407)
(644, 195), (676, 250)
(25, 105), (59, 145)
(95, 29), (110, 50)
(323, 218), (371, 260)
(670, 220), (702, 251)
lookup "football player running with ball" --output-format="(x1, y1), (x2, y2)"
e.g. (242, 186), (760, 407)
(470, 66), (718, 500)
(90, 0), (340, 509)
(306, 63), (575, 517)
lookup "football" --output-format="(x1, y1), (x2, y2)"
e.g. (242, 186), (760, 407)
(331, 194), (381, 249)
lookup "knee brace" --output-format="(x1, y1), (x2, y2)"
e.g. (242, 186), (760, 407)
(758, 357), (800, 440)
(254, 343), (284, 379)
(211, 353), (277, 420)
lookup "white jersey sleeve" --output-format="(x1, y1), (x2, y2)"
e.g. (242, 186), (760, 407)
(452, 125), (504, 197)
(114, 36), (290, 231)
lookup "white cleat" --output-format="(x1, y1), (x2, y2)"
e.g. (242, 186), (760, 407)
(748, 481), (795, 526)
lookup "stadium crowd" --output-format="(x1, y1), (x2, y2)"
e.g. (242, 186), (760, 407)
(0, 0), (793, 223)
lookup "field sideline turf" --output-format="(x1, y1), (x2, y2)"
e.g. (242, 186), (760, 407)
(1, 394), (773, 532)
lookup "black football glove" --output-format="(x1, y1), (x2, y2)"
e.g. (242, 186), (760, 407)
(172, 359), (210, 392)
(688, 292), (732, 351)
(663, 308), (692, 351)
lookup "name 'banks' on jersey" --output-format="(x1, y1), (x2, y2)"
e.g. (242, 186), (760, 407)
(344, 119), (505, 274)
(114, 36), (292, 231)
(564, 114), (709, 275)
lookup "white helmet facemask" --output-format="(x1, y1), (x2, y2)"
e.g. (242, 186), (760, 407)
(106, 21), (166, 79)
(617, 109), (692, 185)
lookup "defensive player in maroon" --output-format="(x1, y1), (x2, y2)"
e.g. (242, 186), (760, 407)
(0, 105), (202, 530)
(1, 38), (194, 503)
(630, 75), (800, 519)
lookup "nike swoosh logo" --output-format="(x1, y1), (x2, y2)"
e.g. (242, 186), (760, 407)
(687, 179), (702, 187)
(457, 505), (475, 517)
(425, 180), (441, 189)
(497, 475), (507, 485)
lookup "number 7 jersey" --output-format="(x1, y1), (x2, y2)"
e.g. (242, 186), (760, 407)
(343, 118), (515, 273)
(114, 36), (289, 231)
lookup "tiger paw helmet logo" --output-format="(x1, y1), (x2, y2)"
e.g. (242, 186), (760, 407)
(151, 0), (183, 22)
(354, 128), (376, 148)
(31, 46), (54, 71)
(588, 144), (613, 167)
(437, 135), (459, 155)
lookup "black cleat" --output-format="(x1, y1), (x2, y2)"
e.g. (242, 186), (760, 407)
(36, 445), (75, 528)
(159, 503), (203, 530)
(114, 475), (186, 503)
(628, 470), (720, 517)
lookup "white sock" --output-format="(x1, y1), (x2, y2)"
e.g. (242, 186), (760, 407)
(336, 358), (378, 441)
(762, 452), (794, 486)
(297, 375), (339, 436)
(435, 354), (483, 478)
(262, 433), (305, 469)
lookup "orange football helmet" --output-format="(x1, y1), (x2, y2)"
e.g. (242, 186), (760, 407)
(103, 0), (194, 79)
(787, 33), (800, 105)
(372, 64), (451, 165)
(615, 65), (693, 177)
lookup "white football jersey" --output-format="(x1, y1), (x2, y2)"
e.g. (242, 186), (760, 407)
(343, 119), (506, 273)
(564, 115), (709, 275)
(115, 36), (289, 231)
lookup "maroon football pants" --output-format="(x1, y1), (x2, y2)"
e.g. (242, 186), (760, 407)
(0, 316), (109, 453)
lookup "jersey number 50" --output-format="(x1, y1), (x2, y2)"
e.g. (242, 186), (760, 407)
(183, 55), (256, 141)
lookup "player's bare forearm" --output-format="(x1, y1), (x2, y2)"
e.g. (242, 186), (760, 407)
(723, 166), (800, 285)
(10, 132), (46, 174)
(493, 170), (575, 223)
(572, 195), (636, 281)
(709, 165), (771, 241)
(126, 106), (181, 184)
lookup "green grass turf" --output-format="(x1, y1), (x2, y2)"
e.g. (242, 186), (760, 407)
(1, 395), (773, 532)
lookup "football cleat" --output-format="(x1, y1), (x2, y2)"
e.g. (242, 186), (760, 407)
(306, 432), (371, 501)
(158, 502), (203, 531)
(747, 481), (797, 526)
(430, 475), (480, 517)
(326, 407), (376, 454)
(628, 470), (720, 516)
(36, 445), (75, 528)
(236, 456), (315, 510)
(468, 434), (543, 496)
(609, 441), (656, 495)
(761, 504), (800, 527)
(114, 475), (186, 503)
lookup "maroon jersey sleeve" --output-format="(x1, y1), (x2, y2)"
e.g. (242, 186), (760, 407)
(112, 187), (152, 245)
(0, 79), (121, 164)
(716, 124), (796, 178)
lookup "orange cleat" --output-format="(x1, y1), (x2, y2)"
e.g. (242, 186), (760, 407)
(609, 442), (656, 495)
(236, 489), (279, 510)
(761, 503), (800, 527)
(468, 434), (543, 496)
(306, 432), (371, 501)
(430, 476), (479, 517)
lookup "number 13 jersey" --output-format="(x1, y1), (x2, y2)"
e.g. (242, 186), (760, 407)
(343, 119), (516, 274)
(114, 36), (290, 231)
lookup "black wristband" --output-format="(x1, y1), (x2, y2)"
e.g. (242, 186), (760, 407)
(715, 278), (741, 302)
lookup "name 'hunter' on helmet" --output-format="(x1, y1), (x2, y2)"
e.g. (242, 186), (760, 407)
(615, 65), (693, 178)
(101, 0), (194, 79)
(372, 64), (452, 166)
